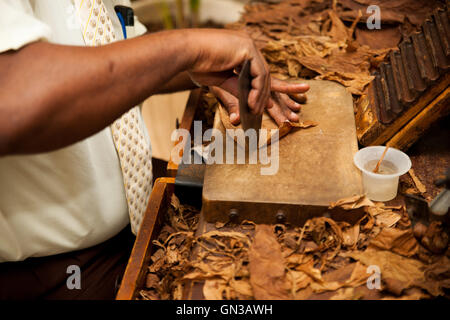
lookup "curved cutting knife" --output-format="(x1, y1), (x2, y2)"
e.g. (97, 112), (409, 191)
(238, 59), (262, 133)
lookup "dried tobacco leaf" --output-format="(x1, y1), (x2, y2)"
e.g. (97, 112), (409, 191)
(383, 277), (408, 296)
(230, 279), (253, 299)
(145, 273), (160, 289)
(217, 104), (317, 147)
(381, 288), (428, 300)
(408, 169), (427, 194)
(306, 217), (344, 252)
(341, 223), (360, 249)
(368, 205), (402, 228)
(182, 229), (253, 300)
(265, 120), (318, 146)
(314, 261), (370, 293)
(355, 27), (402, 50)
(341, 249), (425, 289)
(368, 228), (419, 257)
(338, 0), (442, 26)
(248, 224), (292, 299)
(228, 0), (440, 96)
(141, 191), (447, 301)
(421, 221), (449, 254)
(203, 279), (228, 300)
(139, 289), (160, 300)
(415, 256), (450, 297)
(329, 194), (375, 210)
(287, 269), (313, 297)
(329, 287), (357, 300)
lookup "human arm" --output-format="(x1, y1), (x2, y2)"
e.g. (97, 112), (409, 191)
(0, 29), (270, 155)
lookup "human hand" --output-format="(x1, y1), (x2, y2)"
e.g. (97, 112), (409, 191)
(209, 77), (309, 126)
(185, 29), (270, 115)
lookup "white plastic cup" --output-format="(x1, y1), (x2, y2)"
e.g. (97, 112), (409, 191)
(353, 146), (412, 201)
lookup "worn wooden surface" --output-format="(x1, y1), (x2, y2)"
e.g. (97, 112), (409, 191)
(203, 80), (363, 225)
(116, 177), (175, 300)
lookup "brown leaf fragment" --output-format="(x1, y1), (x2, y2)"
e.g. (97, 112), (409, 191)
(295, 286), (314, 300)
(408, 169), (427, 194)
(307, 217), (344, 252)
(171, 194), (180, 209)
(203, 279), (227, 300)
(266, 120), (318, 146)
(240, 219), (256, 230)
(414, 256), (450, 297)
(215, 221), (227, 229)
(327, 10), (349, 43)
(301, 240), (319, 253)
(231, 280), (253, 299)
(146, 273), (160, 289)
(149, 248), (165, 273)
(329, 194), (375, 210)
(352, 284), (384, 300)
(139, 289), (160, 300)
(299, 261), (370, 295)
(368, 228), (419, 257)
(355, 27), (401, 50)
(421, 221), (449, 254)
(284, 232), (299, 250)
(322, 262), (357, 284)
(381, 288), (428, 300)
(372, 210), (401, 228)
(341, 249), (425, 288)
(218, 103), (317, 148)
(323, 262), (369, 291)
(341, 224), (360, 249)
(248, 224), (292, 299)
(285, 120), (318, 129)
(383, 277), (407, 296)
(288, 270), (313, 295)
(329, 287), (357, 300)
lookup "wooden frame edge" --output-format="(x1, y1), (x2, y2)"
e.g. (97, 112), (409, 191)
(116, 177), (175, 300)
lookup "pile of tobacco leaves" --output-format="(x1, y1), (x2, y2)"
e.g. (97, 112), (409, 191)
(226, 0), (444, 96)
(139, 192), (449, 300)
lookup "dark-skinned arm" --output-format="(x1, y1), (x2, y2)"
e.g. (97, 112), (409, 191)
(0, 28), (270, 155)
(155, 71), (197, 94)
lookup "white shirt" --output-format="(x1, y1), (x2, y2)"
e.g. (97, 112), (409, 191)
(0, 0), (150, 262)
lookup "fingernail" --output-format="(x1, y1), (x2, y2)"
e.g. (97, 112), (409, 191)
(230, 113), (238, 122)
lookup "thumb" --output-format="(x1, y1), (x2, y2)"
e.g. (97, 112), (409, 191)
(209, 86), (240, 125)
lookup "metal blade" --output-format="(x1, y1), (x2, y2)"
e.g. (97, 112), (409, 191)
(238, 59), (262, 133)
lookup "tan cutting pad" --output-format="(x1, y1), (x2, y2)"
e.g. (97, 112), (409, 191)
(202, 79), (363, 225)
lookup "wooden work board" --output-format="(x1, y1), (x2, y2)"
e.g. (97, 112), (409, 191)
(202, 80), (363, 225)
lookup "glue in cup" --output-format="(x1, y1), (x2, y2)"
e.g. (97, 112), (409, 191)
(353, 146), (412, 202)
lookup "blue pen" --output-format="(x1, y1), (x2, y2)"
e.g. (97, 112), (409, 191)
(116, 11), (127, 39)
